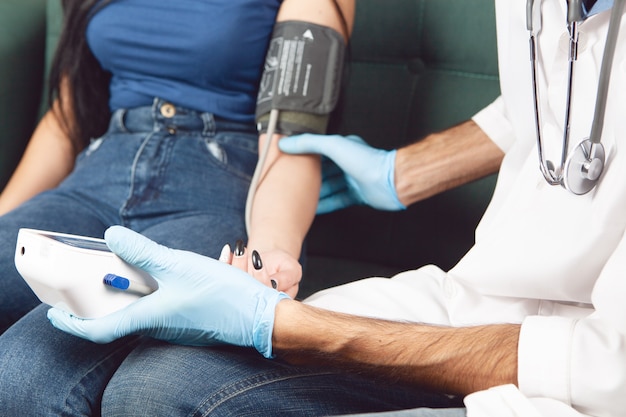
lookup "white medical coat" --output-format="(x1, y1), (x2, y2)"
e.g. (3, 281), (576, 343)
(305, 1), (626, 416)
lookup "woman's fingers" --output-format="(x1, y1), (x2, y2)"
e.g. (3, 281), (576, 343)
(250, 249), (272, 288)
(226, 240), (272, 288)
(218, 243), (232, 263)
(219, 240), (298, 295)
(230, 239), (249, 271)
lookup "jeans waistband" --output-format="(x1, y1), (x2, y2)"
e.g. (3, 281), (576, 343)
(108, 98), (257, 136)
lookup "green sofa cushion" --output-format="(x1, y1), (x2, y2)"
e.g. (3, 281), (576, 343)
(0, 0), (47, 188)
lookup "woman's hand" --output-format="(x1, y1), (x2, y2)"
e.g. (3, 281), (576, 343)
(220, 241), (302, 298)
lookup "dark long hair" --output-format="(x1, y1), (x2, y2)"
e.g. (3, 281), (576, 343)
(48, 0), (112, 151)
(48, 0), (350, 151)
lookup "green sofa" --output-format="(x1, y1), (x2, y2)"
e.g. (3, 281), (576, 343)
(0, 0), (500, 299)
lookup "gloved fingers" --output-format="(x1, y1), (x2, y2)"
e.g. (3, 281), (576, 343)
(278, 133), (331, 154)
(343, 134), (369, 145)
(320, 157), (347, 189)
(320, 155), (342, 177)
(317, 193), (357, 214)
(279, 134), (368, 166)
(318, 158), (358, 213)
(104, 226), (173, 274)
(319, 174), (349, 199)
(47, 285), (163, 343)
(47, 307), (122, 344)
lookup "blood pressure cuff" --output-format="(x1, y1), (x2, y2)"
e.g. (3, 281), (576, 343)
(256, 20), (346, 135)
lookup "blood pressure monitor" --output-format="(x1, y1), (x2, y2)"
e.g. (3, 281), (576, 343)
(14, 228), (157, 319)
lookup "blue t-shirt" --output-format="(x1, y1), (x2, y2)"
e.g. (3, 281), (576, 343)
(87, 0), (282, 122)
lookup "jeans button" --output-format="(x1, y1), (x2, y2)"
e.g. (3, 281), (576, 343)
(160, 103), (176, 118)
(167, 126), (177, 135)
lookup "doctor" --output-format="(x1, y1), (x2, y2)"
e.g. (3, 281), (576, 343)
(47, 0), (626, 416)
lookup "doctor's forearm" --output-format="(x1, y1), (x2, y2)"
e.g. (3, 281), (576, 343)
(394, 120), (504, 207)
(273, 300), (520, 395)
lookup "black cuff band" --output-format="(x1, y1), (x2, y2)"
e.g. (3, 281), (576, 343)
(256, 111), (330, 136)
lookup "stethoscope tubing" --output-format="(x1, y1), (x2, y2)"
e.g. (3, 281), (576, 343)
(527, 0), (625, 193)
(589, 0), (624, 145)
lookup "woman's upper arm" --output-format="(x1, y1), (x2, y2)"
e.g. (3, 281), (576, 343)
(0, 80), (78, 215)
(276, 0), (355, 40)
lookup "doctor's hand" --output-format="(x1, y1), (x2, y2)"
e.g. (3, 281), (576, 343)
(47, 226), (290, 358)
(279, 134), (406, 214)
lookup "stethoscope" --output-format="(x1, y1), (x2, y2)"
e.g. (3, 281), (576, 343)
(527, 0), (624, 194)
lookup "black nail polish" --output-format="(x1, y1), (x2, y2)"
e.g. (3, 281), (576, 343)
(234, 239), (245, 257)
(271, 279), (278, 289)
(252, 250), (263, 270)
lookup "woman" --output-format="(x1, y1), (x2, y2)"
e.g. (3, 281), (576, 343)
(0, 0), (353, 414)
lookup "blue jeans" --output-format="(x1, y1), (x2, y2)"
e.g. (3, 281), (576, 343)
(0, 98), (258, 333)
(0, 100), (463, 415)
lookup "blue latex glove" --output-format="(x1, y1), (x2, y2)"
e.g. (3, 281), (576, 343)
(47, 226), (290, 358)
(279, 134), (406, 214)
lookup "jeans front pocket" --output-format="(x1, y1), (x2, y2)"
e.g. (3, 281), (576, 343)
(74, 137), (105, 166)
(203, 131), (258, 181)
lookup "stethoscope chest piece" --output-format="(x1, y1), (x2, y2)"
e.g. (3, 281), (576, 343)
(527, 0), (624, 195)
(563, 139), (605, 195)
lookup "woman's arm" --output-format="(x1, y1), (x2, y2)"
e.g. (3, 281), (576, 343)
(0, 82), (79, 215)
(244, 0), (355, 296)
